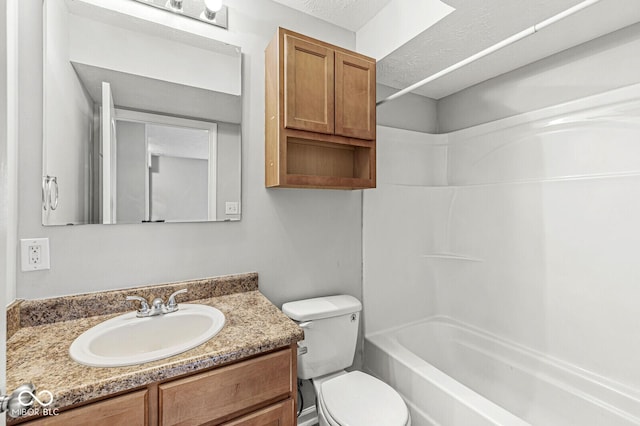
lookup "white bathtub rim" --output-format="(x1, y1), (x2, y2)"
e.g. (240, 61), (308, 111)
(453, 336), (640, 424)
(366, 315), (640, 422)
(366, 315), (640, 399)
(366, 330), (531, 426)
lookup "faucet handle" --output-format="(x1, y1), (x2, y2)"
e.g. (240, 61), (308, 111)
(126, 295), (151, 316)
(165, 289), (188, 313)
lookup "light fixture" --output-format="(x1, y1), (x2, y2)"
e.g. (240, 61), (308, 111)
(131, 0), (229, 30)
(204, 0), (223, 20)
(168, 0), (183, 11)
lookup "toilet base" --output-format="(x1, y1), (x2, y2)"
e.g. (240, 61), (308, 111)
(310, 370), (411, 426)
(316, 408), (330, 426)
(312, 371), (345, 426)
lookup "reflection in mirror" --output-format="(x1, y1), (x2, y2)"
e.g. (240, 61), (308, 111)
(94, 108), (239, 224)
(42, 0), (242, 225)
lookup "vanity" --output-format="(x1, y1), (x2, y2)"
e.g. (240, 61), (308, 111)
(5, 273), (303, 425)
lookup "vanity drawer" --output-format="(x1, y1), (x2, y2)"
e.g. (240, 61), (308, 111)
(159, 348), (293, 426)
(222, 398), (294, 426)
(25, 390), (148, 426)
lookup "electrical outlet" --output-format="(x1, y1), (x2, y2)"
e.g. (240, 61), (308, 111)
(225, 201), (239, 215)
(29, 245), (41, 265)
(21, 238), (50, 271)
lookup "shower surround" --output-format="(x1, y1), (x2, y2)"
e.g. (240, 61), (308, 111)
(363, 83), (640, 425)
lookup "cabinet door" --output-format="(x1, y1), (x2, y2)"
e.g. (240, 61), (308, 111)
(159, 349), (292, 426)
(284, 34), (335, 135)
(222, 399), (294, 426)
(335, 51), (376, 140)
(24, 390), (148, 426)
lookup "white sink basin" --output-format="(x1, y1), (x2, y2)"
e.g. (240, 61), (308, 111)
(69, 304), (225, 367)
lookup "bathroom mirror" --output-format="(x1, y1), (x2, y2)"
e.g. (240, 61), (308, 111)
(42, 0), (242, 225)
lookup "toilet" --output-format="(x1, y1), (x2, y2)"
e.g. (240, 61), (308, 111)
(282, 295), (411, 426)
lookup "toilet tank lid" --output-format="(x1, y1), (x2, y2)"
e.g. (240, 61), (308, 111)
(282, 295), (362, 321)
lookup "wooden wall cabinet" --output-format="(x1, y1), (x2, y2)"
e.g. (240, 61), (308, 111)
(266, 27), (376, 189)
(21, 346), (297, 426)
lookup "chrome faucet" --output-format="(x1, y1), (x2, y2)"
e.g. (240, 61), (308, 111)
(165, 288), (188, 313)
(125, 295), (151, 317)
(125, 289), (188, 318)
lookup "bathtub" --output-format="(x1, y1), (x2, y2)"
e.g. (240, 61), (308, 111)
(364, 316), (640, 426)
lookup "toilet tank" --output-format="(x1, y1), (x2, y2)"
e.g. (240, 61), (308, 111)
(282, 295), (362, 380)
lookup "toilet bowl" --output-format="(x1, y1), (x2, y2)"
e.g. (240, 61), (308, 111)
(313, 371), (411, 426)
(282, 295), (411, 426)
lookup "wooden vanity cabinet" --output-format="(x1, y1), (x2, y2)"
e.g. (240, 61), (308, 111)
(220, 399), (294, 426)
(158, 348), (294, 425)
(23, 390), (148, 426)
(19, 346), (297, 426)
(266, 27), (376, 189)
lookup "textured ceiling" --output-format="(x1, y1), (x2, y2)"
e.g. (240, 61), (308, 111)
(269, 0), (394, 31)
(272, 0), (640, 100)
(377, 0), (640, 99)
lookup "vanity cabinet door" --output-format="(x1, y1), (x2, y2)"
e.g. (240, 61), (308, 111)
(334, 51), (376, 141)
(24, 390), (148, 426)
(222, 399), (294, 426)
(158, 349), (293, 426)
(283, 34), (335, 135)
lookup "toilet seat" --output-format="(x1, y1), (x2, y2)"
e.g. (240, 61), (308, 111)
(319, 371), (410, 426)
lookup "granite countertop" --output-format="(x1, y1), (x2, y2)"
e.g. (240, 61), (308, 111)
(6, 273), (303, 420)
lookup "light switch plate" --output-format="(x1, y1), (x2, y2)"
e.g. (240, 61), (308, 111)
(20, 238), (50, 271)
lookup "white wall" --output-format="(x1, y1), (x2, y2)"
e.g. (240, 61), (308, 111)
(1, 0), (9, 418)
(356, 0), (453, 61)
(2, 0), (18, 418)
(68, 14), (241, 96)
(438, 22), (640, 132)
(376, 84), (438, 133)
(363, 84), (640, 388)
(151, 156), (208, 222)
(17, 0), (362, 318)
(438, 85), (640, 388)
(115, 121), (146, 223)
(2, 0), (17, 306)
(365, 87), (640, 390)
(1, 0), (9, 306)
(365, 23), (640, 388)
(42, 0), (94, 225)
(363, 126), (446, 334)
(217, 123), (241, 221)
